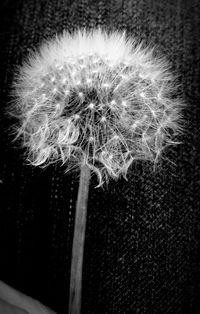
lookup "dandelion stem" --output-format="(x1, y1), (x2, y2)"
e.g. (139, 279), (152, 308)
(69, 164), (91, 314)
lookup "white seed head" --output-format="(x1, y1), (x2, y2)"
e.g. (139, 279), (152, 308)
(52, 87), (57, 94)
(89, 136), (94, 142)
(102, 82), (111, 88)
(88, 103), (94, 110)
(121, 100), (127, 107)
(78, 92), (84, 98)
(10, 28), (184, 187)
(86, 78), (92, 84)
(62, 78), (67, 85)
(110, 100), (116, 106)
(73, 114), (80, 121)
(50, 77), (56, 83)
(100, 116), (106, 123)
(64, 89), (70, 96)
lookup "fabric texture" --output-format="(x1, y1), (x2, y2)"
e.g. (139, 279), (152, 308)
(0, 0), (200, 313)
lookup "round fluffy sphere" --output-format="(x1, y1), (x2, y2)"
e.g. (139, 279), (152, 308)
(10, 28), (183, 186)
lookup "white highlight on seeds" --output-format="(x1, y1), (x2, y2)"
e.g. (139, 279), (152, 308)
(88, 103), (94, 109)
(86, 78), (92, 84)
(122, 100), (127, 107)
(52, 87), (57, 94)
(100, 116), (106, 123)
(74, 114), (80, 120)
(64, 89), (70, 96)
(102, 82), (111, 88)
(78, 92), (84, 98)
(62, 78), (67, 85)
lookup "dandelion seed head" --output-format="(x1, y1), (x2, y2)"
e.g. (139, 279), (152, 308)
(10, 28), (184, 187)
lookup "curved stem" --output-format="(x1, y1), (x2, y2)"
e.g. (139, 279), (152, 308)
(68, 164), (91, 314)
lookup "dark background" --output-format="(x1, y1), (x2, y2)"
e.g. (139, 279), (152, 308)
(0, 0), (200, 313)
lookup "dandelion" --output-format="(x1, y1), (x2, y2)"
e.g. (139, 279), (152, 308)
(9, 28), (184, 314)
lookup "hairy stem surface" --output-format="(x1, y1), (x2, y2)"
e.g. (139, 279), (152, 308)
(69, 164), (91, 314)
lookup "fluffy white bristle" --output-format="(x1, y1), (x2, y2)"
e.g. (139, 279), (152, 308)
(10, 28), (184, 187)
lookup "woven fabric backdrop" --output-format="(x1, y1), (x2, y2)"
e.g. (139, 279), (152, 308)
(0, 0), (200, 313)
